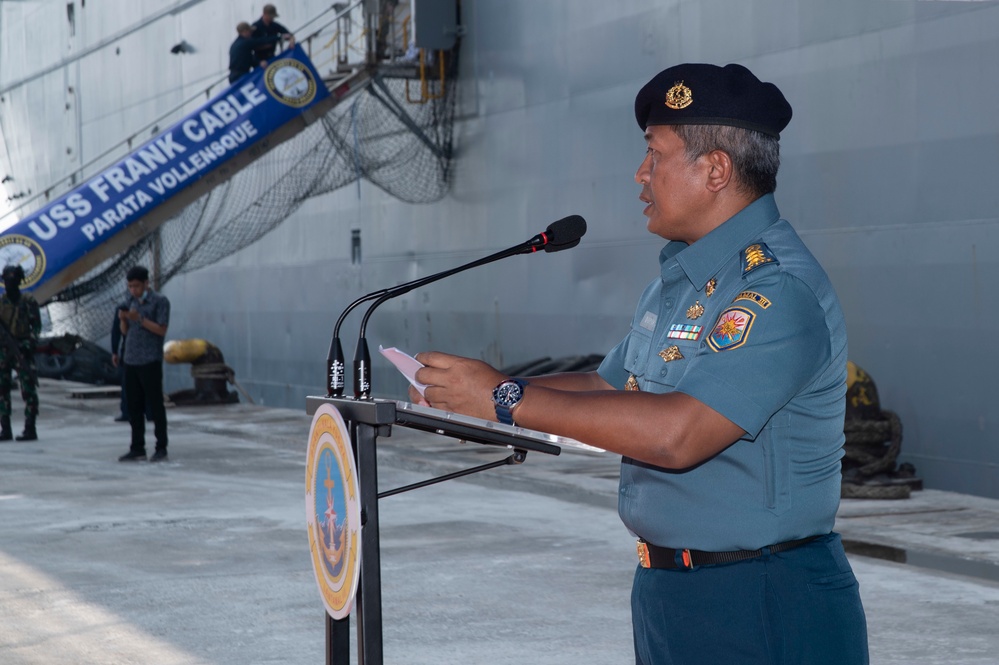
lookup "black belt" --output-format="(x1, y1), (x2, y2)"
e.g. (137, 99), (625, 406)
(636, 535), (821, 570)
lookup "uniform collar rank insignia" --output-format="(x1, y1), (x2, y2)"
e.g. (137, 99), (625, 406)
(705, 278), (717, 297)
(625, 374), (641, 391)
(741, 242), (779, 277)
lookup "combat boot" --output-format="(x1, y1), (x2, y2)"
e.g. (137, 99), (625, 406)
(0, 415), (11, 441)
(15, 416), (37, 441)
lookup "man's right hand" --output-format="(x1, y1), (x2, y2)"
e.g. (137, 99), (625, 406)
(407, 384), (430, 407)
(112, 353), (119, 368)
(413, 352), (507, 422)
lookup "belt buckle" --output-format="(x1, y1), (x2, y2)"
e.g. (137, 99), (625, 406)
(681, 548), (694, 569)
(637, 539), (651, 568)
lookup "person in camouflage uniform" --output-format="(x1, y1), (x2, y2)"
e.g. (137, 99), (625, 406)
(0, 264), (41, 441)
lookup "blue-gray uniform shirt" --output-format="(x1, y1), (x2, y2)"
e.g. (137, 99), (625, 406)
(598, 194), (847, 552)
(122, 289), (170, 366)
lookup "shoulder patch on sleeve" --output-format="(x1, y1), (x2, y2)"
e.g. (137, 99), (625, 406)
(741, 242), (779, 278)
(707, 306), (756, 352)
(733, 290), (772, 309)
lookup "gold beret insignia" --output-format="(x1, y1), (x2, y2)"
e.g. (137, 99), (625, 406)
(665, 81), (693, 110)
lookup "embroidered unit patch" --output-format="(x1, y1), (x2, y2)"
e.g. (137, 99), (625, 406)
(741, 242), (778, 276)
(667, 323), (703, 340)
(658, 346), (684, 363)
(734, 291), (772, 309)
(707, 307), (756, 351)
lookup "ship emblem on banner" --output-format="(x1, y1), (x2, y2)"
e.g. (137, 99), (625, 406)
(265, 57), (319, 108)
(306, 403), (361, 620)
(0, 235), (46, 288)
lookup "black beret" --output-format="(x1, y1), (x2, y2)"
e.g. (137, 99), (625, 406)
(635, 63), (792, 138)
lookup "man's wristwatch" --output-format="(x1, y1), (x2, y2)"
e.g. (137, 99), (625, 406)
(492, 378), (529, 425)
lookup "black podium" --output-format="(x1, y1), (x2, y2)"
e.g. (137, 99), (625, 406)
(305, 396), (574, 665)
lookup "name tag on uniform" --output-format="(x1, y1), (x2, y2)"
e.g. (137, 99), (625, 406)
(639, 311), (657, 331)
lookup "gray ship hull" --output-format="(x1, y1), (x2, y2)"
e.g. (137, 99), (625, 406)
(2, 0), (998, 498)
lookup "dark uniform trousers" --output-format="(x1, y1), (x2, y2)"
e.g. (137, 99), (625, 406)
(632, 533), (868, 665)
(124, 360), (168, 453)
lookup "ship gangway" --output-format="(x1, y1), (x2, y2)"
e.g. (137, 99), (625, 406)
(1, 0), (458, 313)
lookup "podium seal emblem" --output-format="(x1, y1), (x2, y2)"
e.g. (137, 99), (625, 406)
(306, 403), (361, 619)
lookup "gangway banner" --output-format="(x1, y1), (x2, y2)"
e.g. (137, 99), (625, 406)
(0, 45), (329, 295)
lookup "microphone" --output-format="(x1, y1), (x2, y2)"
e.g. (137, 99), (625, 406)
(525, 214), (587, 253)
(326, 215), (587, 398)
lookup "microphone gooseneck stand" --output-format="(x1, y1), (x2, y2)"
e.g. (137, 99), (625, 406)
(328, 214), (586, 400)
(353, 239), (546, 398)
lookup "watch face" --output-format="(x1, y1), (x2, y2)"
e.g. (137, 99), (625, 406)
(493, 381), (523, 407)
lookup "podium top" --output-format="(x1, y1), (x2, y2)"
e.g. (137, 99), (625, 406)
(393, 401), (605, 454)
(305, 396), (605, 456)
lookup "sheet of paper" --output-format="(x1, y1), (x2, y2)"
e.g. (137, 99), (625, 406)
(379, 345), (428, 396)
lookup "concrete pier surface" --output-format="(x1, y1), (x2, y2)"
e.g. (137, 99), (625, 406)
(2, 379), (998, 664)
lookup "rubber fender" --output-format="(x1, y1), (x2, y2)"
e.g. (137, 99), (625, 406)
(35, 353), (76, 379)
(846, 360), (881, 421)
(164, 338), (210, 364)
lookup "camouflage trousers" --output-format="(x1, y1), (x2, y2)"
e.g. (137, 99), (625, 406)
(0, 341), (39, 418)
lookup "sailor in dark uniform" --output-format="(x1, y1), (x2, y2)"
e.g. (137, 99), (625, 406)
(251, 4), (294, 63)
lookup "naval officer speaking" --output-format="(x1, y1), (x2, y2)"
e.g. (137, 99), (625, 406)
(409, 63), (869, 665)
